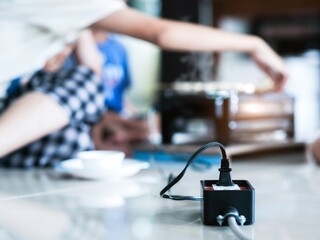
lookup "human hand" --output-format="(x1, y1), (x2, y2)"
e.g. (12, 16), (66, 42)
(43, 44), (74, 72)
(250, 37), (288, 91)
(310, 137), (320, 164)
(91, 112), (149, 156)
(74, 29), (103, 76)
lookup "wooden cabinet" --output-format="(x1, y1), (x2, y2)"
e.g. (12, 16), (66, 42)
(212, 0), (320, 25)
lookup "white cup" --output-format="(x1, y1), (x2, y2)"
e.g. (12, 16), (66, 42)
(76, 150), (125, 169)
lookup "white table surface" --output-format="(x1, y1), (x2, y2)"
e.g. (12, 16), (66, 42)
(0, 150), (318, 240)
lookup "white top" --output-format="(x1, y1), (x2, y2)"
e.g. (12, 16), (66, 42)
(0, 0), (126, 94)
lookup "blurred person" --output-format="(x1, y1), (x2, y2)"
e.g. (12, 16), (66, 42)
(309, 135), (320, 164)
(65, 29), (148, 156)
(0, 0), (287, 167)
(93, 30), (131, 113)
(65, 30), (131, 113)
(90, 30), (149, 156)
(0, 30), (106, 167)
(76, 29), (149, 156)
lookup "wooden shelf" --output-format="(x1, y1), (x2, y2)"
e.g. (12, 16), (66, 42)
(232, 113), (294, 121)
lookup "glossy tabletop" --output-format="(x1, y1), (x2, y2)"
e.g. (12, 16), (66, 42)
(0, 150), (319, 240)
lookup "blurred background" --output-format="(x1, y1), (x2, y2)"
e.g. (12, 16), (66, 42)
(118, 0), (320, 146)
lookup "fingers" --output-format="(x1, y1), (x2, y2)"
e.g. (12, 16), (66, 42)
(251, 38), (289, 92)
(121, 119), (149, 140)
(91, 121), (108, 149)
(43, 44), (75, 72)
(253, 56), (288, 92)
(92, 114), (149, 151)
(43, 56), (63, 72)
(113, 119), (149, 143)
(266, 66), (288, 92)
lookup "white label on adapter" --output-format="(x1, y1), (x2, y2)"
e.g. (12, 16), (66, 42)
(212, 184), (241, 190)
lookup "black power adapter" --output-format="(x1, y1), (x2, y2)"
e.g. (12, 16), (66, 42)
(160, 142), (255, 239)
(201, 179), (255, 225)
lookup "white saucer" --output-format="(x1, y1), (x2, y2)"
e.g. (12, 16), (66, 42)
(55, 158), (150, 180)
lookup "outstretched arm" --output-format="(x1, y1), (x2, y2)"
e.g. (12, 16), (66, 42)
(74, 30), (103, 76)
(93, 8), (287, 90)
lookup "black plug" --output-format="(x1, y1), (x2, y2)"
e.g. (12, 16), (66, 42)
(216, 158), (234, 186)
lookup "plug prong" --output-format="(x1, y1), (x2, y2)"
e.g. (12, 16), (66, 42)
(216, 215), (224, 226)
(238, 215), (246, 226)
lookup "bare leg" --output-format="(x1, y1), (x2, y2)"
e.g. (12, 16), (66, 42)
(0, 92), (69, 157)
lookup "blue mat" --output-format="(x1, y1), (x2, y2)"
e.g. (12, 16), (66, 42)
(133, 150), (221, 171)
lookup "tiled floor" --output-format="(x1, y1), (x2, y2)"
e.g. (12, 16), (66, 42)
(0, 150), (319, 240)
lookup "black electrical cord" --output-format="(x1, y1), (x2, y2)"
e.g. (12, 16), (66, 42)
(159, 142), (252, 240)
(159, 141), (234, 201)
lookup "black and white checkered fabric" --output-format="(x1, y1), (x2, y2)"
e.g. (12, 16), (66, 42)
(0, 65), (105, 168)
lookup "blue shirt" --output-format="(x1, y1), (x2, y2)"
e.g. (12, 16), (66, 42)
(64, 35), (131, 113)
(98, 36), (131, 113)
